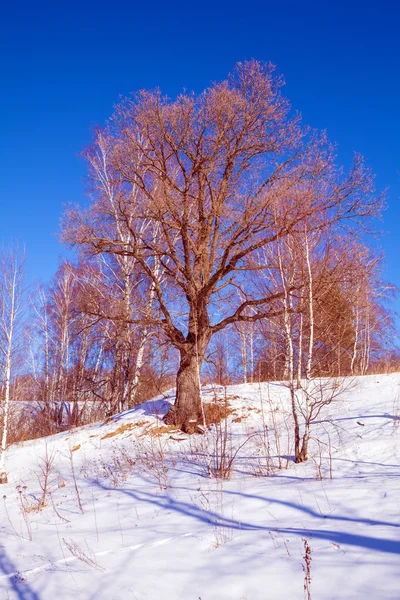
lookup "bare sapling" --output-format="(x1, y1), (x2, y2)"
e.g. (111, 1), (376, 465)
(291, 378), (347, 463)
(36, 444), (57, 509)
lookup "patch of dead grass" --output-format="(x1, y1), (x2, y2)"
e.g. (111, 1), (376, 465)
(101, 423), (135, 439)
(202, 400), (235, 426)
(101, 420), (152, 440)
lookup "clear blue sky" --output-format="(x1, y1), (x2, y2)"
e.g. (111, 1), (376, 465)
(1, 1), (399, 310)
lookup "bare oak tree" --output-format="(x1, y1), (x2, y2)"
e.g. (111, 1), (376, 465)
(63, 61), (382, 430)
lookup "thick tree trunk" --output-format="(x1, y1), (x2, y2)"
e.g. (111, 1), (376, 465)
(165, 335), (209, 431)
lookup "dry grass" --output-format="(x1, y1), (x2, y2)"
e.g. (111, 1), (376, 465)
(148, 424), (181, 437)
(232, 416), (244, 423)
(101, 423), (136, 439)
(202, 398), (235, 426)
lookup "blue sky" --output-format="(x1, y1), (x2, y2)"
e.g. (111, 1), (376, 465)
(1, 1), (399, 314)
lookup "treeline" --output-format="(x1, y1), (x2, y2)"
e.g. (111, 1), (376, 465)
(1, 239), (397, 419)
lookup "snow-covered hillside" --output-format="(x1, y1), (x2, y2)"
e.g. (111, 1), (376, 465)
(0, 374), (399, 599)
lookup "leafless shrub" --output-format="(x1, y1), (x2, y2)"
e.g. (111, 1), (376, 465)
(207, 414), (255, 480)
(135, 435), (171, 490)
(3, 400), (109, 447)
(291, 378), (351, 463)
(251, 427), (275, 477)
(310, 433), (335, 480)
(85, 445), (136, 488)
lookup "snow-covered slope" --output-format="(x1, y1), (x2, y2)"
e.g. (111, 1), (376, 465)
(0, 374), (399, 599)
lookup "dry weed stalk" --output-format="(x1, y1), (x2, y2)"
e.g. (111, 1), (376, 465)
(266, 383), (283, 469)
(69, 448), (84, 513)
(208, 407), (255, 480)
(63, 537), (105, 572)
(302, 538), (312, 600)
(135, 434), (171, 490)
(393, 386), (400, 432)
(196, 484), (233, 549)
(3, 493), (23, 540)
(254, 383), (275, 476)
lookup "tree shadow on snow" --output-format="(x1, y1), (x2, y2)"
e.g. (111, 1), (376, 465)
(92, 480), (400, 555)
(314, 413), (398, 424)
(104, 397), (174, 423)
(0, 546), (40, 600)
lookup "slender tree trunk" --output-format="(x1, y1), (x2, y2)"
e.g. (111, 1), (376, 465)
(129, 334), (147, 405)
(364, 309), (371, 374)
(0, 343), (13, 483)
(129, 249), (160, 407)
(249, 324), (254, 383)
(305, 228), (314, 381)
(240, 327), (247, 384)
(297, 419), (311, 462)
(297, 308), (304, 389)
(291, 384), (301, 461)
(0, 262), (19, 484)
(277, 240), (306, 462)
(351, 305), (359, 375)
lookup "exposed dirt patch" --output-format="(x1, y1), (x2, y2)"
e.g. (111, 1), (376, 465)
(71, 444), (81, 452)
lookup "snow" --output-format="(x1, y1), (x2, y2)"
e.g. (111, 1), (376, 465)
(0, 374), (399, 599)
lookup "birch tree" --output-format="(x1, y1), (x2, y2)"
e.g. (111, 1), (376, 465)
(0, 246), (25, 484)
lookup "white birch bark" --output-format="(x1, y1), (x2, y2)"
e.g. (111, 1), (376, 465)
(351, 304), (360, 375)
(304, 227), (314, 381)
(0, 248), (25, 483)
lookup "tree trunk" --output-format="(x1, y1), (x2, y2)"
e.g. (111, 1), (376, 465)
(165, 335), (209, 431)
(304, 227), (314, 381)
(0, 354), (12, 484)
(297, 309), (303, 388)
(290, 383), (301, 461)
(297, 424), (310, 463)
